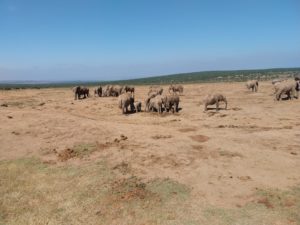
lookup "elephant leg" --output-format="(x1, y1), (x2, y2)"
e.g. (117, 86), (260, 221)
(277, 92), (281, 101)
(216, 101), (219, 111)
(288, 91), (292, 100)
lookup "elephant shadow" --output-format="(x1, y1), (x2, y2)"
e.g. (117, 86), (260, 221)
(205, 107), (226, 111)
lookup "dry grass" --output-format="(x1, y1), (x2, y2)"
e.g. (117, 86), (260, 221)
(1, 82), (300, 224)
(0, 158), (192, 225)
(1, 158), (299, 225)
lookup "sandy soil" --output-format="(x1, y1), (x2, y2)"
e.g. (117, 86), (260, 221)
(1, 81), (300, 208)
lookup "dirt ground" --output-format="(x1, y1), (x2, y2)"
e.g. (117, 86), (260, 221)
(1, 81), (300, 224)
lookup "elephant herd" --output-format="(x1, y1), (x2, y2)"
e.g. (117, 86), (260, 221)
(94, 85), (135, 97)
(118, 85), (181, 114)
(246, 78), (300, 101)
(72, 77), (300, 114)
(73, 85), (134, 100)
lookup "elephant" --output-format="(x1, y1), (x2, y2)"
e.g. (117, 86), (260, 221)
(274, 80), (299, 101)
(162, 93), (180, 113)
(94, 86), (102, 97)
(102, 85), (122, 97)
(118, 93), (135, 114)
(101, 85), (111, 97)
(272, 78), (286, 85)
(145, 92), (159, 111)
(169, 84), (184, 94)
(246, 80), (258, 92)
(111, 85), (123, 97)
(148, 95), (163, 114)
(124, 85), (135, 93)
(134, 101), (142, 112)
(203, 93), (227, 111)
(148, 86), (163, 96)
(74, 86), (89, 100)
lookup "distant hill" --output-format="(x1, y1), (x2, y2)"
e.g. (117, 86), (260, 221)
(1, 67), (299, 89)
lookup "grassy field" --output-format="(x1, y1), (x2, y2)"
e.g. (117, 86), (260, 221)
(1, 67), (300, 89)
(1, 157), (299, 225)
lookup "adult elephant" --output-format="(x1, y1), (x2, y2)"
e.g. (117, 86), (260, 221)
(74, 86), (89, 100)
(118, 92), (135, 114)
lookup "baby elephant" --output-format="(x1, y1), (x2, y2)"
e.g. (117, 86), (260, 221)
(134, 101), (142, 112)
(246, 80), (258, 92)
(203, 93), (227, 111)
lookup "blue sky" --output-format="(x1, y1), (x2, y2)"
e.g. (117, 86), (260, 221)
(0, 0), (299, 81)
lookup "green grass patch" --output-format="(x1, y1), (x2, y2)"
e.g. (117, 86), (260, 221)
(0, 158), (193, 225)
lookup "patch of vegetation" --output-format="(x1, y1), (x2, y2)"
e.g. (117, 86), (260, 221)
(1, 67), (299, 89)
(147, 178), (190, 202)
(202, 187), (300, 225)
(0, 158), (193, 225)
(57, 143), (97, 161)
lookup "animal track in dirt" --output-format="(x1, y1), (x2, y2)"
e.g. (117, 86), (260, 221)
(190, 135), (209, 143)
(178, 128), (197, 133)
(231, 107), (242, 111)
(151, 135), (172, 139)
(237, 176), (252, 181)
(207, 111), (218, 117)
(219, 150), (243, 158)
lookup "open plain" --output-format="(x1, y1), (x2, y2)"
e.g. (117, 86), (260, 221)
(1, 81), (300, 225)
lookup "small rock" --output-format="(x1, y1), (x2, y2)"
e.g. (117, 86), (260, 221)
(290, 152), (297, 155)
(7, 116), (13, 119)
(1, 103), (8, 107)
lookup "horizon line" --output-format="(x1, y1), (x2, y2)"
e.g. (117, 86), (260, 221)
(1, 66), (300, 84)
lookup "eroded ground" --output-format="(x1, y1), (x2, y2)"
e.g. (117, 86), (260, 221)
(1, 82), (300, 225)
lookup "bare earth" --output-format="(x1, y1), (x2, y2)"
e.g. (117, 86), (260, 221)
(1, 81), (300, 225)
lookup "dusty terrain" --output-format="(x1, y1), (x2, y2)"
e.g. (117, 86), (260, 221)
(1, 81), (300, 225)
